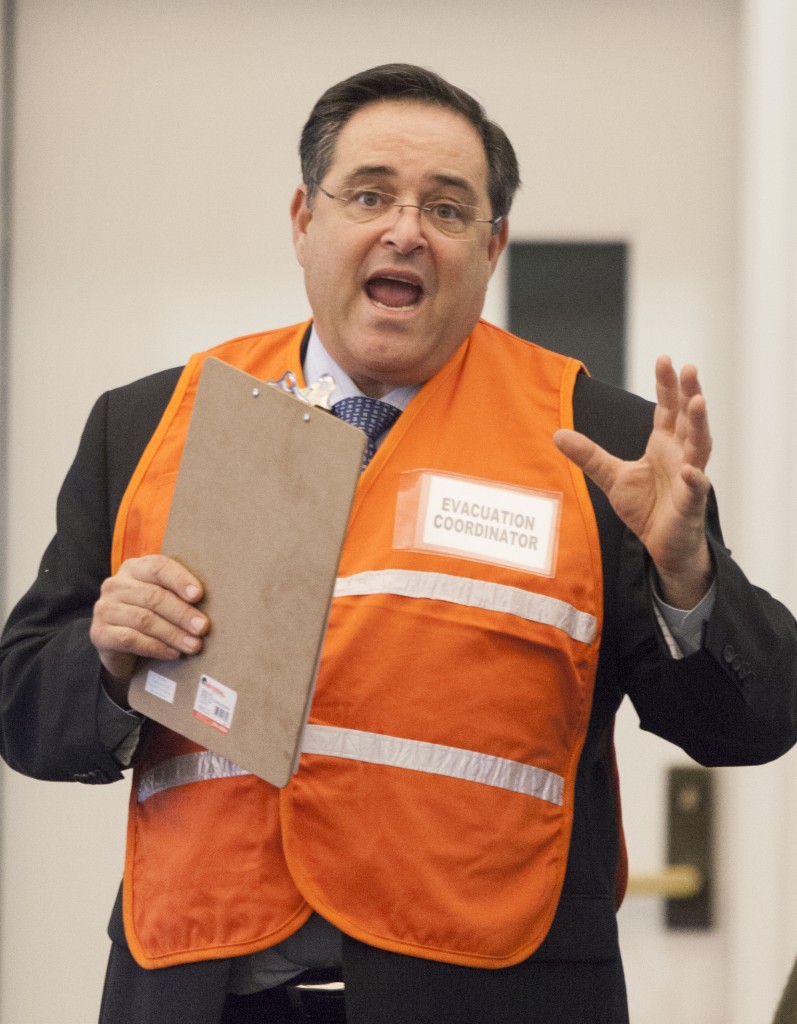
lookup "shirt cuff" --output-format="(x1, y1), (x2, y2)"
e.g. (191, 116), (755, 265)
(650, 571), (717, 659)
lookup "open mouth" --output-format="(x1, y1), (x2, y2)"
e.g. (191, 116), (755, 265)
(365, 275), (424, 311)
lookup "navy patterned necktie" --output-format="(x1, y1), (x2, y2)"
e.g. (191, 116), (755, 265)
(332, 395), (402, 470)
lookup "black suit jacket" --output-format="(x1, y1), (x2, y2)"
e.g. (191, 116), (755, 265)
(2, 348), (796, 1013)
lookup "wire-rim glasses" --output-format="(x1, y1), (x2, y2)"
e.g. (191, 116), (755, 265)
(312, 183), (502, 240)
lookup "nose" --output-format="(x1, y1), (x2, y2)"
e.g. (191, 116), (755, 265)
(379, 203), (428, 255)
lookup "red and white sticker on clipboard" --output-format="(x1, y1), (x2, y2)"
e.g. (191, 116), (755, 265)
(193, 673), (238, 734)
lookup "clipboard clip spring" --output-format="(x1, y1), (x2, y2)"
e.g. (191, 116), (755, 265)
(261, 371), (337, 411)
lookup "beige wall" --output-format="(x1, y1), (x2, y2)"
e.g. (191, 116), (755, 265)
(2, 2), (796, 1022)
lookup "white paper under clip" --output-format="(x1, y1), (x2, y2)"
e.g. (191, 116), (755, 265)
(265, 371), (337, 410)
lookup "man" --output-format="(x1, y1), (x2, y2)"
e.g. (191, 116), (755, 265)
(1, 64), (796, 1024)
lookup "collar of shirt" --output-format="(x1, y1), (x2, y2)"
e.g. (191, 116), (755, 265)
(303, 325), (420, 412)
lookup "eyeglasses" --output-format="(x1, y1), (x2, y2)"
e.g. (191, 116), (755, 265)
(312, 183), (502, 240)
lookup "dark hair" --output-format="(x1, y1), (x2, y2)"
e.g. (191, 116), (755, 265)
(299, 63), (520, 225)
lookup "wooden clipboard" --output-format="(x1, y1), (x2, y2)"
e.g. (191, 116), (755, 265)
(128, 357), (366, 787)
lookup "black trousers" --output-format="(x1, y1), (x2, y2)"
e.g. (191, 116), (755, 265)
(100, 934), (628, 1024)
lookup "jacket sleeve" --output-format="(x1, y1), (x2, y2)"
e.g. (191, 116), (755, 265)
(0, 369), (180, 783)
(574, 372), (797, 767)
(618, 519), (797, 766)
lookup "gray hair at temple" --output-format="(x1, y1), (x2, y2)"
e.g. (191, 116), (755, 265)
(299, 63), (521, 229)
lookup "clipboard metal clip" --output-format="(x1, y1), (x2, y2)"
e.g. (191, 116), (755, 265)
(264, 371), (337, 411)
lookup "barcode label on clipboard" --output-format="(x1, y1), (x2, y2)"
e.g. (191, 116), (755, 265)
(193, 674), (238, 734)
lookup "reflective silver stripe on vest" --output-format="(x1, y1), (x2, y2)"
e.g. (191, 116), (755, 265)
(137, 728), (564, 806)
(302, 724), (564, 804)
(333, 569), (596, 645)
(138, 751), (250, 802)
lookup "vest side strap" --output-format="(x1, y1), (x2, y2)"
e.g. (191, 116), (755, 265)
(138, 729), (564, 806)
(137, 750), (250, 802)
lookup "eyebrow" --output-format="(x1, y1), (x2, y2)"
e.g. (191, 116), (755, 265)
(342, 165), (479, 202)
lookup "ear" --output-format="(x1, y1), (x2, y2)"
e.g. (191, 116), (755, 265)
(486, 217), (510, 275)
(290, 185), (312, 266)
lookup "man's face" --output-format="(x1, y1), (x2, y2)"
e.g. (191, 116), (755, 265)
(291, 101), (509, 397)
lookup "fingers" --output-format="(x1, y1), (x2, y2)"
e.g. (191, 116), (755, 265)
(654, 355), (679, 411)
(655, 357), (704, 418)
(90, 554), (209, 682)
(655, 356), (712, 472)
(655, 356), (701, 420)
(683, 395), (712, 473)
(654, 356), (686, 432)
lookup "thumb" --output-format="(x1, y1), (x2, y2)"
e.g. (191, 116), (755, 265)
(553, 428), (618, 494)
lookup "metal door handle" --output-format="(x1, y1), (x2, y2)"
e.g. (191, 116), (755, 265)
(624, 767), (714, 928)
(626, 864), (704, 900)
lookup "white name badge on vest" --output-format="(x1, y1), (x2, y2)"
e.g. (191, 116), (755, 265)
(394, 470), (561, 577)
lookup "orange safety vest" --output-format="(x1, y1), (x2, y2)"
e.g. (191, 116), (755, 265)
(114, 319), (605, 971)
